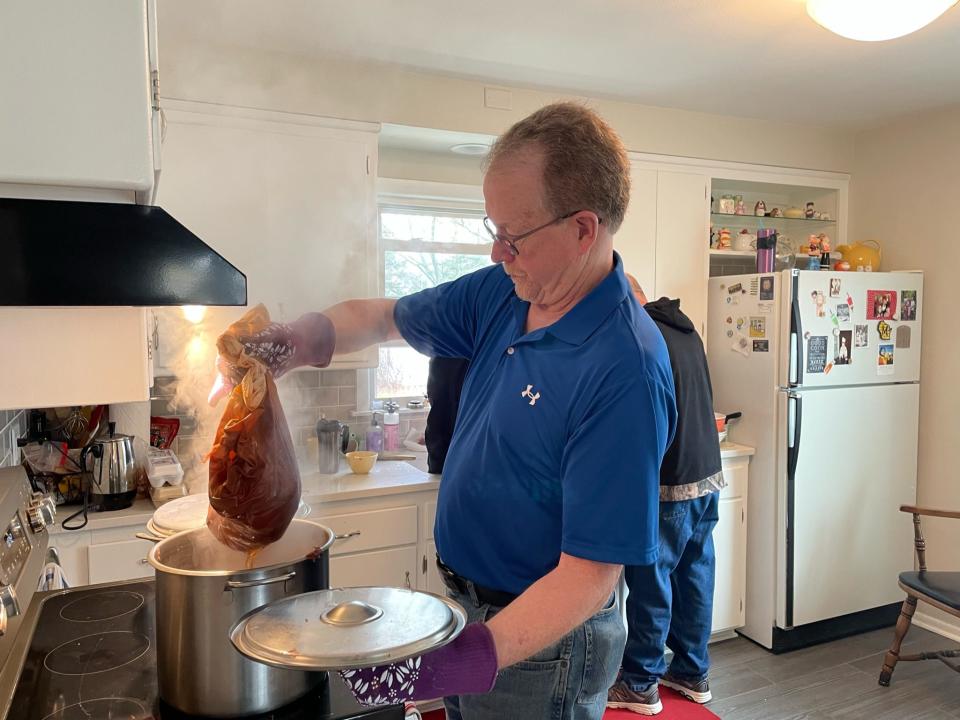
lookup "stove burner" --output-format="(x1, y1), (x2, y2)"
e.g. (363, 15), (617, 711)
(59, 592), (145, 623)
(39, 698), (151, 720)
(44, 631), (151, 676)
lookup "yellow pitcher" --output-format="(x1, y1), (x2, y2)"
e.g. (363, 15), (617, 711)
(835, 240), (882, 271)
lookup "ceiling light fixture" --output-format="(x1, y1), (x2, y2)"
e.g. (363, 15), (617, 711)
(450, 143), (489, 156)
(807, 0), (958, 41)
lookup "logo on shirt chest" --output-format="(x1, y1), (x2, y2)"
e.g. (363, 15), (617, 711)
(521, 384), (541, 406)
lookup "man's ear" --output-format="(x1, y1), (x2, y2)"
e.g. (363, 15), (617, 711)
(574, 212), (601, 255)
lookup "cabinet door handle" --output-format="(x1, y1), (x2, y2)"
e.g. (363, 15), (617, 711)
(404, 571), (411, 589)
(422, 555), (427, 574)
(138, 558), (149, 565)
(335, 531), (361, 540)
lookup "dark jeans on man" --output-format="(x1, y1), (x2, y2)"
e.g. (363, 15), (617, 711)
(621, 492), (720, 690)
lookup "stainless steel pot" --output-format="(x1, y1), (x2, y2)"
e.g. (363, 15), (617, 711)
(148, 519), (335, 717)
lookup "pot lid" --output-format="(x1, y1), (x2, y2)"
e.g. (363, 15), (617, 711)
(230, 587), (466, 670)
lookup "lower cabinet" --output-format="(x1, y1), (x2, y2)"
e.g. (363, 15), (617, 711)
(88, 538), (155, 585)
(711, 451), (751, 634)
(423, 538), (444, 596)
(330, 546), (418, 589)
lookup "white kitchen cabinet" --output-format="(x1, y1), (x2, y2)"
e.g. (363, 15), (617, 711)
(330, 546), (418, 590)
(423, 539), (445, 596)
(0, 308), (150, 411)
(155, 101), (380, 369)
(315, 506), (418, 556)
(88, 539), (155, 585)
(711, 448), (752, 634)
(0, 0), (159, 202)
(615, 162), (709, 337)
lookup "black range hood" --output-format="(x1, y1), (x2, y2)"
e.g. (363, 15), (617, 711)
(0, 198), (247, 306)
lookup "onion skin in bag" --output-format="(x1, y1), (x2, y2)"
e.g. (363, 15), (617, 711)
(207, 306), (301, 552)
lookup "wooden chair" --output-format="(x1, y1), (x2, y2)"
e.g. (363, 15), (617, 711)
(879, 505), (960, 686)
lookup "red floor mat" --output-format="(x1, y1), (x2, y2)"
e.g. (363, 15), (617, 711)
(421, 687), (720, 719)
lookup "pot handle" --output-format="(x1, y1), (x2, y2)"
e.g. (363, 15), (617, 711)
(226, 571), (296, 590)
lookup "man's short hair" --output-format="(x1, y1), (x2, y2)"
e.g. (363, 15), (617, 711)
(484, 102), (631, 234)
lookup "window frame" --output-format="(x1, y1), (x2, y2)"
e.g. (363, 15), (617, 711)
(356, 179), (489, 411)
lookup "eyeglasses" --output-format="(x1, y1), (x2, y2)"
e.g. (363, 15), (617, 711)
(482, 210), (601, 257)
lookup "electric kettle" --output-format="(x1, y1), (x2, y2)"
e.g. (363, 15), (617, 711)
(81, 421), (138, 510)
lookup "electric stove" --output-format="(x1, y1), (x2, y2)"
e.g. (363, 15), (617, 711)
(0, 468), (403, 720)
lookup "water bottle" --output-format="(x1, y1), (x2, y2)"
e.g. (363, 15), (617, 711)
(756, 229), (776, 274)
(383, 401), (400, 452)
(365, 413), (383, 453)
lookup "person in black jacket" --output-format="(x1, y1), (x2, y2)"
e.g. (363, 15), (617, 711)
(606, 278), (723, 716)
(424, 356), (470, 474)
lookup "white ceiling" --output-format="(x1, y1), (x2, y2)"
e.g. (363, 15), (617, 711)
(159, 0), (960, 129)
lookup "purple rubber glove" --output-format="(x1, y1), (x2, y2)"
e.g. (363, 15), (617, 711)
(208, 307), (336, 405)
(338, 623), (498, 706)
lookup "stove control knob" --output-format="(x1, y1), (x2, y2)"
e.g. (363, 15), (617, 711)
(27, 495), (56, 532)
(0, 585), (20, 637)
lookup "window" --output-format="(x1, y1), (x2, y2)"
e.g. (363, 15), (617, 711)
(371, 180), (492, 404)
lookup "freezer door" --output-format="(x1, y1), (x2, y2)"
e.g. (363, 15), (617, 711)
(778, 384), (918, 629)
(791, 271), (923, 387)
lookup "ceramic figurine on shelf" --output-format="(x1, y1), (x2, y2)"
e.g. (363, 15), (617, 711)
(817, 233), (831, 269)
(769, 207), (783, 218)
(734, 196), (746, 215)
(805, 201), (816, 219)
(716, 227), (732, 250)
(755, 200), (766, 217)
(806, 234), (823, 270)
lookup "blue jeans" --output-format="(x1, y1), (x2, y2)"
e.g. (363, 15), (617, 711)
(621, 492), (719, 691)
(444, 588), (625, 720)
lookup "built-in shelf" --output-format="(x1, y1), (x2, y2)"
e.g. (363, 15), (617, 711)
(711, 212), (836, 226)
(709, 249), (756, 258)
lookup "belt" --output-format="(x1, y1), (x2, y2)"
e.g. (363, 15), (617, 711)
(435, 556), (519, 608)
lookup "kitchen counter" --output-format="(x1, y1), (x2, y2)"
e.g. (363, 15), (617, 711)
(720, 441), (755, 459)
(48, 458), (437, 533)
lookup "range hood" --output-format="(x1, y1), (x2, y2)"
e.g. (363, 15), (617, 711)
(0, 198), (247, 306)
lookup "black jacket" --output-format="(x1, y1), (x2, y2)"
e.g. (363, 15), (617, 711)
(425, 357), (470, 474)
(644, 298), (724, 500)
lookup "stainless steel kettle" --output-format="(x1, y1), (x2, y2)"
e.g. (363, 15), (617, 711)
(81, 421), (138, 510)
(316, 416), (349, 474)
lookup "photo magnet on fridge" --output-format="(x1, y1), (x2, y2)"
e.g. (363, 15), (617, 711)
(877, 344), (895, 375)
(829, 278), (841, 298)
(900, 290), (917, 321)
(854, 324), (869, 347)
(753, 339), (769, 352)
(810, 290), (826, 317)
(866, 290), (897, 320)
(759, 276), (775, 300)
(807, 336), (828, 373)
(836, 303), (851, 323)
(749, 317), (766, 338)
(835, 330), (852, 365)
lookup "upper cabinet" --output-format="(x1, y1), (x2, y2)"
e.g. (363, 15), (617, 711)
(155, 101), (380, 369)
(0, 0), (159, 202)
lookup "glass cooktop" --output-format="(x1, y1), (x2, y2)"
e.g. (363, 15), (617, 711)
(7, 580), (403, 720)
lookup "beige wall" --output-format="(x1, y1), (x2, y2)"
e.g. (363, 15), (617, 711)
(850, 106), (960, 638)
(159, 39), (855, 173)
(379, 147), (484, 185)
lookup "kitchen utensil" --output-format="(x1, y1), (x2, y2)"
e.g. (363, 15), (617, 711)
(378, 453), (417, 461)
(316, 417), (349, 474)
(80, 421), (138, 511)
(345, 450), (377, 475)
(835, 240), (882, 271)
(60, 407), (88, 444)
(230, 586), (467, 671)
(148, 519), (335, 716)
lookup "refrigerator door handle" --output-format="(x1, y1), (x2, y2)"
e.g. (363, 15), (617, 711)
(789, 281), (803, 386)
(785, 392), (801, 628)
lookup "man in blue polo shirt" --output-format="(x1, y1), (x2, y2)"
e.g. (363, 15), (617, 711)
(211, 102), (677, 720)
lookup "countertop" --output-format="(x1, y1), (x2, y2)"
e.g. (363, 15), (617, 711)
(720, 441), (755, 459)
(48, 458), (436, 534)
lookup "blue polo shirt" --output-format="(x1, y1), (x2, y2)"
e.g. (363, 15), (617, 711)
(394, 253), (676, 595)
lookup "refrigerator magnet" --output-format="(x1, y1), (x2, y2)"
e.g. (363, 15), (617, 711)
(900, 290), (917, 321)
(829, 278), (841, 297)
(836, 303), (851, 323)
(759, 276), (774, 300)
(736, 317), (745, 330)
(866, 290), (897, 320)
(846, 293), (854, 309)
(895, 325), (911, 349)
(855, 324), (869, 347)
(877, 320), (893, 341)
(752, 339), (769, 353)
(758, 302), (774, 315)
(807, 336), (828, 373)
(726, 329), (734, 338)
(878, 344), (895, 375)
(810, 290), (826, 317)
(835, 330), (852, 365)
(749, 317), (766, 338)
(731, 335), (750, 357)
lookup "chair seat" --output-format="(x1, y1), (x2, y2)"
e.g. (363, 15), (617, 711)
(899, 571), (960, 611)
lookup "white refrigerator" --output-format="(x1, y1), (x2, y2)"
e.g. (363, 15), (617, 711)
(707, 270), (922, 652)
